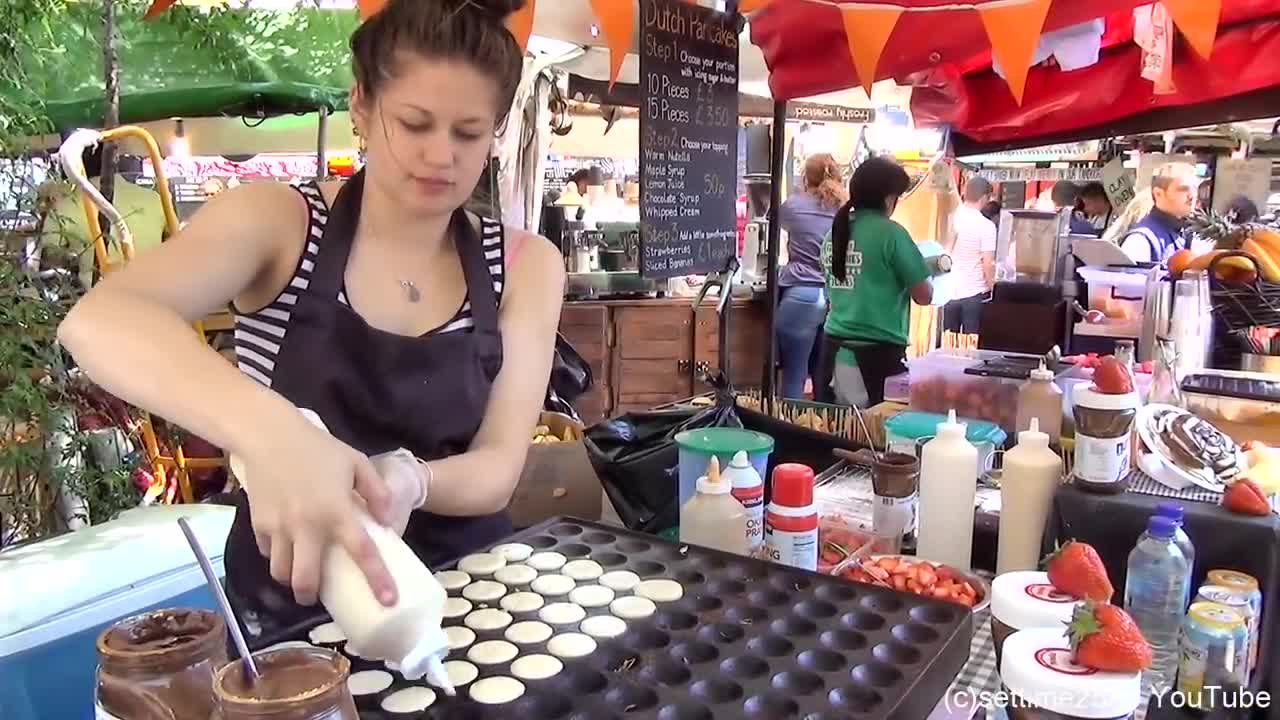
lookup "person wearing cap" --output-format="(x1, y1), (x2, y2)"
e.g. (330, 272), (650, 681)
(943, 176), (996, 335)
(1120, 163), (1196, 264)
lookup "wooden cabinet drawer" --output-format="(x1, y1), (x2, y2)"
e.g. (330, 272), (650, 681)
(616, 358), (692, 397)
(693, 303), (770, 388)
(615, 307), (692, 361)
(615, 393), (687, 415)
(559, 304), (611, 385)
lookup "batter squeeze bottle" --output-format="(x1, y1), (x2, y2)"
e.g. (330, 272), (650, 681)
(230, 408), (454, 695)
(680, 456), (750, 556)
(721, 450), (764, 554)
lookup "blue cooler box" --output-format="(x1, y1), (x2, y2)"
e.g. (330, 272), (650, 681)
(0, 504), (234, 720)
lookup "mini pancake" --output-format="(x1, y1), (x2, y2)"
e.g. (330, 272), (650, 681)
(511, 654), (564, 681)
(461, 580), (507, 603)
(457, 552), (506, 577)
(500, 591), (545, 614)
(434, 570), (471, 592)
(347, 669), (394, 699)
(470, 676), (525, 704)
(429, 660), (479, 689)
(579, 615), (627, 639)
(530, 574), (575, 597)
(547, 632), (597, 659)
(463, 608), (513, 632)
(562, 559), (604, 581)
(493, 564), (538, 586)
(504, 621), (553, 645)
(610, 596), (657, 620)
(445, 626), (476, 651)
(307, 622), (346, 645)
(635, 579), (683, 603)
(599, 570), (641, 593)
(568, 584), (614, 609)
(380, 686), (436, 715)
(442, 597), (473, 619)
(467, 639), (519, 666)
(538, 602), (587, 626)
(526, 551), (567, 572)
(491, 543), (534, 563)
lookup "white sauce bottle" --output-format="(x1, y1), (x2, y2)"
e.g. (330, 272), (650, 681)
(916, 410), (979, 570)
(996, 418), (1064, 574)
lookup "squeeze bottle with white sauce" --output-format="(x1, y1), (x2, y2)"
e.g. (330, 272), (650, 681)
(721, 450), (764, 554)
(680, 457), (750, 556)
(230, 409), (454, 695)
(764, 463), (818, 571)
(916, 410), (979, 570)
(996, 418), (1064, 574)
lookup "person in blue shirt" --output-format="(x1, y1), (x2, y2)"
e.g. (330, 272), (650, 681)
(1120, 164), (1196, 264)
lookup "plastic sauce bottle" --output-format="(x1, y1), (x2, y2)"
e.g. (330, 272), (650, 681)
(1015, 362), (1063, 446)
(1124, 515), (1191, 695)
(764, 464), (818, 571)
(916, 410), (979, 570)
(721, 450), (764, 555)
(680, 457), (750, 556)
(996, 418), (1064, 574)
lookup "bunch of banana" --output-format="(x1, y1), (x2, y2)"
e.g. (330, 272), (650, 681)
(532, 424), (577, 444)
(1184, 211), (1280, 283)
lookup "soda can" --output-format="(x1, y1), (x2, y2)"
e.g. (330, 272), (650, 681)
(1205, 569), (1263, 674)
(1195, 586), (1254, 681)
(1178, 602), (1248, 711)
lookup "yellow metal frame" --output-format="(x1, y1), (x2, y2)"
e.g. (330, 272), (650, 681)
(74, 125), (225, 504)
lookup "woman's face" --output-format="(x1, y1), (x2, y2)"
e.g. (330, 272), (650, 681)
(352, 56), (500, 217)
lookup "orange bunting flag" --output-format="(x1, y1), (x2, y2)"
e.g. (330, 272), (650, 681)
(977, 0), (1053, 104)
(838, 4), (904, 98)
(506, 0), (537, 52)
(738, 0), (776, 12)
(142, 0), (177, 20)
(1163, 0), (1222, 61)
(357, 0), (386, 21)
(588, 0), (634, 90)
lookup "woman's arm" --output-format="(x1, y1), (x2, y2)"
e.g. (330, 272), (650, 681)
(419, 230), (565, 516)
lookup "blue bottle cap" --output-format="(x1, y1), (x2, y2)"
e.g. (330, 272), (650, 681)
(1147, 516), (1177, 538)
(1154, 502), (1185, 522)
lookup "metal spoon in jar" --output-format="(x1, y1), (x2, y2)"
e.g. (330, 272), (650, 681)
(177, 517), (260, 685)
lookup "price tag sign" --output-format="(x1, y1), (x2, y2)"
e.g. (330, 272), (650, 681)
(1212, 158), (1272, 214)
(1101, 157), (1136, 211)
(638, 0), (740, 278)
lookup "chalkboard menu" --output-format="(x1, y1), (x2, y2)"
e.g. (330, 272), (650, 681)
(639, 0), (739, 279)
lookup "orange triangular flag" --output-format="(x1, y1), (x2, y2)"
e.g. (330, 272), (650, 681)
(588, 0), (634, 90)
(1164, 0), (1222, 61)
(839, 4), (904, 98)
(977, 0), (1053, 104)
(142, 0), (177, 20)
(506, 0), (536, 51)
(739, 0), (775, 12)
(357, 0), (385, 21)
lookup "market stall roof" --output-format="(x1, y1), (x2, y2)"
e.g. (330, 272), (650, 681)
(748, 0), (1150, 101)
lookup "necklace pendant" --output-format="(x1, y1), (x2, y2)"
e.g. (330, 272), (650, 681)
(400, 280), (421, 303)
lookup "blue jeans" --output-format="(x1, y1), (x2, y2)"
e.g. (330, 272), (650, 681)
(775, 285), (827, 398)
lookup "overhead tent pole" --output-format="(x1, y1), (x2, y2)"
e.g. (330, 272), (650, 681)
(762, 100), (786, 413)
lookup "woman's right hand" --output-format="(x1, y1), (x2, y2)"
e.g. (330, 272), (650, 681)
(236, 410), (398, 607)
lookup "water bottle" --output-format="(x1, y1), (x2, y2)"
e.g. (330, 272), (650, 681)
(1125, 516), (1191, 694)
(1153, 502), (1195, 605)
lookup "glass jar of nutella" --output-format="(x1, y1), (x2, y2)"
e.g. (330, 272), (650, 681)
(1071, 385), (1138, 494)
(213, 646), (358, 720)
(1000, 628), (1141, 720)
(95, 608), (228, 720)
(990, 571), (1079, 671)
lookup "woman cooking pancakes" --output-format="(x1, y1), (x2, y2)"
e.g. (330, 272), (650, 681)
(58, 0), (564, 641)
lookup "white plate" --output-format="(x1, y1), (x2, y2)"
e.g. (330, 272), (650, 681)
(1136, 404), (1233, 494)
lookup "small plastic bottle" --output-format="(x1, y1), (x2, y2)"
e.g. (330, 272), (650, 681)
(720, 451), (765, 555)
(680, 457), (750, 556)
(1153, 502), (1196, 607)
(997, 418), (1064, 574)
(764, 464), (818, 571)
(916, 410), (979, 570)
(1125, 516), (1191, 694)
(1015, 362), (1063, 446)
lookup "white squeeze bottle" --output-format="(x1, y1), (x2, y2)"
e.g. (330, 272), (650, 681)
(721, 450), (764, 554)
(233, 409), (455, 694)
(916, 410), (979, 570)
(680, 457), (750, 556)
(996, 418), (1064, 574)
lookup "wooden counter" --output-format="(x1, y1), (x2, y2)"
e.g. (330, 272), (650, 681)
(560, 297), (770, 424)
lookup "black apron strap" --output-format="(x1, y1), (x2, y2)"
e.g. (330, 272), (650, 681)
(307, 171), (365, 297)
(453, 213), (502, 334)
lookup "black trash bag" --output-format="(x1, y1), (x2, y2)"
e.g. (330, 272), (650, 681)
(549, 333), (592, 403)
(584, 377), (741, 533)
(544, 388), (582, 424)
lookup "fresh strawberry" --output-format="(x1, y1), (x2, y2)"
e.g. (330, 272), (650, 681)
(1046, 541), (1115, 602)
(1223, 478), (1272, 516)
(1093, 356), (1134, 394)
(1068, 601), (1152, 672)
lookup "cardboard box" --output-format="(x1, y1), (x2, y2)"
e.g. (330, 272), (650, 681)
(509, 412), (601, 528)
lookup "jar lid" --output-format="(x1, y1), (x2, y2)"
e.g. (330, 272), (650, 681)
(1188, 602), (1244, 631)
(770, 464), (814, 508)
(675, 428), (774, 455)
(1072, 383), (1139, 411)
(1207, 569), (1259, 593)
(991, 572), (1078, 630)
(1196, 586), (1250, 610)
(1000, 628), (1142, 718)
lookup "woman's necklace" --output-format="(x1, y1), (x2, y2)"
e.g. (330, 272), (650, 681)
(399, 279), (422, 303)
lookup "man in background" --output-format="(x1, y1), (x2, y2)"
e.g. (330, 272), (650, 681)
(1076, 181), (1112, 234)
(1120, 163), (1196, 264)
(943, 177), (996, 334)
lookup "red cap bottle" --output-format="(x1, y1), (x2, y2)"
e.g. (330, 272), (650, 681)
(764, 464), (818, 571)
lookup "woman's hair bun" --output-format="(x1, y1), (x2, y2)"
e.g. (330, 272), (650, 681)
(452, 0), (526, 20)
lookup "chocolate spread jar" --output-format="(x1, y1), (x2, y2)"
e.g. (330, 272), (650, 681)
(990, 571), (1078, 671)
(95, 608), (228, 720)
(213, 646), (358, 720)
(1071, 386), (1138, 494)
(1000, 628), (1141, 720)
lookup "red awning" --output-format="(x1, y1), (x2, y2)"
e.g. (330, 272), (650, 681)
(748, 0), (1149, 101)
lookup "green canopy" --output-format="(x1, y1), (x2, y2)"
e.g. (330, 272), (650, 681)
(15, 3), (359, 130)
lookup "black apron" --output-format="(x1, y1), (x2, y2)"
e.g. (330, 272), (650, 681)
(225, 172), (511, 643)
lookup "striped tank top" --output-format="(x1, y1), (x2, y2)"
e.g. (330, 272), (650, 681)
(233, 181), (506, 389)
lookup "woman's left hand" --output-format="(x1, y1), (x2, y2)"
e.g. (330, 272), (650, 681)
(367, 448), (428, 535)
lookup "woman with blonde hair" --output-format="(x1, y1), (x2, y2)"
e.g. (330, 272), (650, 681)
(776, 153), (846, 398)
(1102, 192), (1155, 246)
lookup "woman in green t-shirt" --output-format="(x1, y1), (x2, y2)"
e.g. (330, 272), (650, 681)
(820, 157), (938, 407)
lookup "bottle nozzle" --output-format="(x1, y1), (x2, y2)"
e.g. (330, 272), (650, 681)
(947, 409), (957, 424)
(1029, 417), (1040, 434)
(426, 655), (455, 697)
